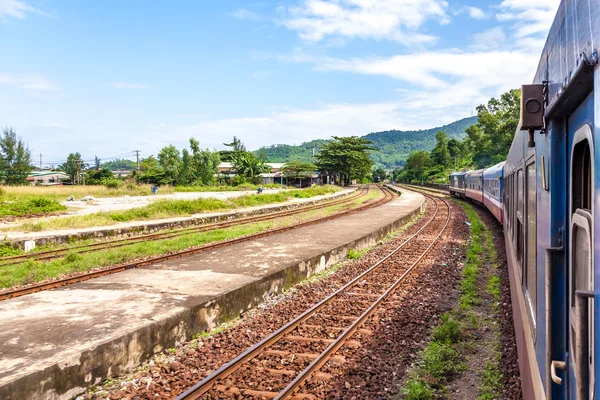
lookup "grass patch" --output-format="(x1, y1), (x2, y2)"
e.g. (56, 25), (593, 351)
(479, 352), (503, 400)
(401, 313), (464, 399)
(0, 197), (67, 217)
(347, 248), (367, 260)
(457, 201), (486, 311)
(0, 244), (22, 257)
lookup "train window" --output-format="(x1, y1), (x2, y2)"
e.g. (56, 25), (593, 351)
(572, 139), (592, 213)
(516, 169), (524, 278)
(525, 162), (537, 330)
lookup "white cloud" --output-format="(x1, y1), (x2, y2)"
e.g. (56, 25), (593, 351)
(279, 0), (449, 45)
(496, 0), (560, 39)
(231, 8), (263, 21)
(467, 6), (486, 19)
(0, 0), (49, 21)
(471, 26), (505, 50)
(0, 74), (58, 91)
(113, 82), (148, 89)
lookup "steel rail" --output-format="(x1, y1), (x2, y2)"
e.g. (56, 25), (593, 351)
(275, 195), (451, 399)
(175, 190), (440, 400)
(0, 186), (394, 301)
(0, 188), (369, 267)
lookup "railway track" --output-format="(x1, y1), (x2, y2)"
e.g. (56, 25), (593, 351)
(175, 190), (450, 399)
(0, 187), (370, 268)
(0, 185), (395, 301)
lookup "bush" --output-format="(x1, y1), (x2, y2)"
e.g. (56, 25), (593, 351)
(230, 175), (246, 186)
(431, 313), (461, 344)
(403, 380), (433, 400)
(103, 179), (122, 189)
(421, 341), (461, 379)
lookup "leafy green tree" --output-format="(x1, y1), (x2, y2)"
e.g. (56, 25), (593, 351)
(135, 156), (165, 184)
(467, 89), (520, 168)
(189, 138), (220, 185)
(430, 131), (450, 167)
(101, 159), (136, 171)
(315, 136), (377, 186)
(232, 152), (271, 181)
(180, 149), (192, 185)
(140, 155), (159, 171)
(0, 127), (32, 185)
(447, 138), (469, 169)
(281, 161), (316, 186)
(60, 152), (88, 184)
(220, 136), (246, 162)
(399, 151), (431, 183)
(158, 145), (181, 185)
(86, 168), (113, 185)
(94, 155), (101, 170)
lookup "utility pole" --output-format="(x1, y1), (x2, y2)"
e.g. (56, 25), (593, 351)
(75, 160), (81, 185)
(134, 150), (141, 171)
(39, 153), (42, 170)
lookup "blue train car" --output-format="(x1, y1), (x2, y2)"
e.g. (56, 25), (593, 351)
(483, 162), (504, 224)
(465, 169), (484, 203)
(449, 172), (467, 197)
(502, 0), (599, 399)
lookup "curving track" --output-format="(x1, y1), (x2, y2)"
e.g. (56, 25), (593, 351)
(175, 189), (451, 399)
(0, 185), (395, 301)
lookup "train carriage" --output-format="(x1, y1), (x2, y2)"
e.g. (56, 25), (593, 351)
(449, 172), (467, 197)
(483, 162), (505, 224)
(501, 1), (600, 399)
(465, 169), (485, 203)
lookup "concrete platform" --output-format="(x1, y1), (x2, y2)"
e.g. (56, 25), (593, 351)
(0, 186), (425, 400)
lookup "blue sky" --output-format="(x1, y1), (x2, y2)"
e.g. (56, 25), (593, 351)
(0, 0), (559, 165)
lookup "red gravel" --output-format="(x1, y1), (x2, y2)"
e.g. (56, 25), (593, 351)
(87, 196), (469, 400)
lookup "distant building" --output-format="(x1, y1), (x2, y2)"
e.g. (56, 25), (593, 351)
(27, 171), (69, 186)
(217, 162), (322, 187)
(217, 162), (285, 174)
(112, 170), (132, 178)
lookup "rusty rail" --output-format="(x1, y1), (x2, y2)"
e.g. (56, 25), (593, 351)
(175, 190), (449, 400)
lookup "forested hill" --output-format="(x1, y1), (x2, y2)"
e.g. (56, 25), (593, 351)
(255, 116), (478, 169)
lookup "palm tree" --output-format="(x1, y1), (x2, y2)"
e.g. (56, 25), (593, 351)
(231, 152), (271, 178)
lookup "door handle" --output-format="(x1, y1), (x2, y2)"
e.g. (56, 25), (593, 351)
(551, 360), (566, 385)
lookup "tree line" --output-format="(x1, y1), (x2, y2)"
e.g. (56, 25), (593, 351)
(394, 89), (520, 183)
(0, 131), (380, 187)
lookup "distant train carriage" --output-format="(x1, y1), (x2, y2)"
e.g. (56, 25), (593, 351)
(448, 172), (467, 197)
(482, 162), (504, 224)
(465, 169), (484, 203)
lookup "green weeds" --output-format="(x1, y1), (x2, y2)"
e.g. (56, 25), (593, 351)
(402, 313), (464, 399)
(0, 197), (66, 217)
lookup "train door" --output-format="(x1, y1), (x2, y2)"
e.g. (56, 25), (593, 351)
(568, 118), (595, 399)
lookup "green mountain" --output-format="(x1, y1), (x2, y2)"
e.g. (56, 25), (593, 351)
(256, 116), (478, 169)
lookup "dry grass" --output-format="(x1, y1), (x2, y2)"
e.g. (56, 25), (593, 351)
(0, 185), (174, 201)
